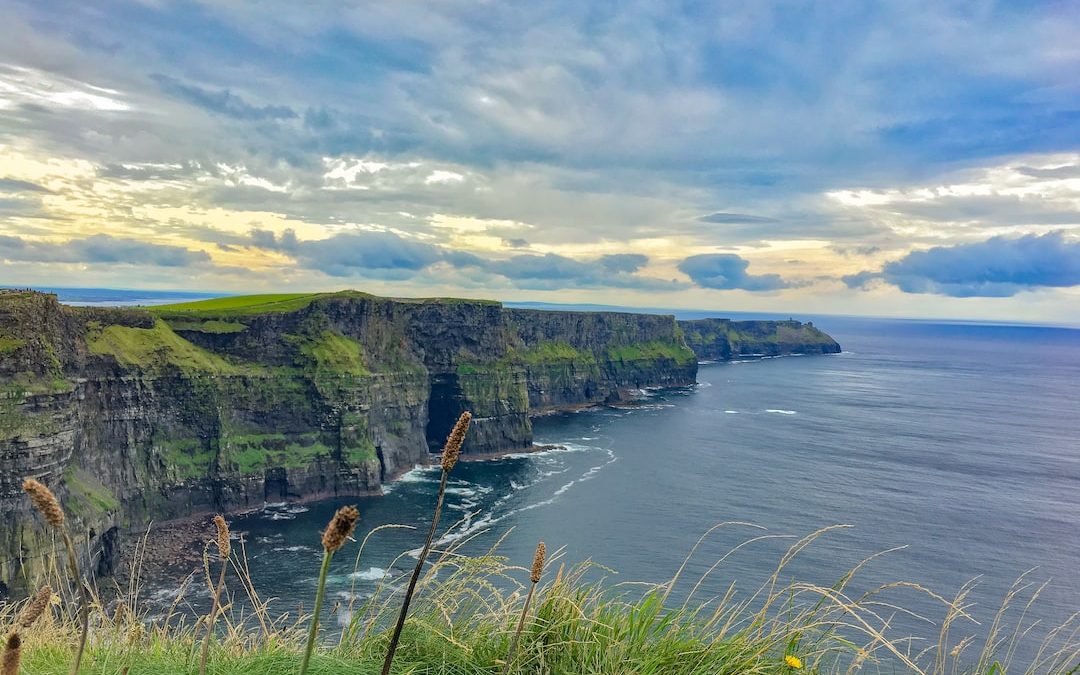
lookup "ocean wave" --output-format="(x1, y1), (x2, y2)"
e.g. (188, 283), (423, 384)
(429, 444), (618, 549)
(381, 464), (440, 493)
(271, 545), (314, 553)
(348, 567), (387, 581)
(260, 502), (310, 520)
(765, 409), (797, 415)
(502, 441), (591, 459)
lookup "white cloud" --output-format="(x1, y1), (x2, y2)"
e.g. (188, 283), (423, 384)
(0, 65), (130, 112)
(424, 170), (464, 185)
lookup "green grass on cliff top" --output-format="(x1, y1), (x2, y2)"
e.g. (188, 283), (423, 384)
(148, 293), (327, 316)
(150, 290), (500, 317)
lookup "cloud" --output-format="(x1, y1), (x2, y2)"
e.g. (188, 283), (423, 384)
(0, 235), (210, 267)
(841, 270), (883, 289)
(150, 74), (298, 121)
(678, 254), (790, 291)
(249, 228), (299, 252)
(699, 212), (779, 224)
(599, 254), (648, 273)
(475, 252), (680, 291)
(847, 232), (1080, 297)
(237, 228), (677, 289)
(1, 1), (1079, 317)
(292, 232), (442, 277)
(0, 178), (52, 193)
(831, 245), (881, 257)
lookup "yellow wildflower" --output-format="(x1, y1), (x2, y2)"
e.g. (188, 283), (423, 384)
(785, 654), (803, 669)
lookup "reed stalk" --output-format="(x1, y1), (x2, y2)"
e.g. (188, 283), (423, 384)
(300, 505), (359, 675)
(381, 411), (471, 675)
(199, 515), (231, 675)
(501, 541), (545, 674)
(18, 585), (52, 629)
(23, 477), (87, 675)
(2, 633), (20, 675)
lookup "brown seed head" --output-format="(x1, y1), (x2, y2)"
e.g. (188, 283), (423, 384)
(22, 478), (64, 528)
(212, 515), (230, 558)
(440, 411), (472, 472)
(321, 505), (359, 553)
(2, 632), (20, 675)
(530, 541), (546, 584)
(18, 585), (51, 629)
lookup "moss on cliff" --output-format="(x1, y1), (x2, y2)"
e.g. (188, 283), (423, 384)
(222, 431), (334, 474)
(155, 436), (213, 480)
(456, 364), (530, 416)
(606, 340), (697, 365)
(0, 385), (59, 441)
(511, 341), (593, 364)
(63, 467), (120, 518)
(292, 330), (370, 378)
(0, 336), (24, 354)
(88, 319), (251, 374)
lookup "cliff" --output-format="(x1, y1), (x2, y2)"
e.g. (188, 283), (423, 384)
(0, 290), (697, 596)
(678, 318), (841, 360)
(0, 290), (841, 597)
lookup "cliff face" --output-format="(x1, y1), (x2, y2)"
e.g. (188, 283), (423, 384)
(0, 290), (696, 596)
(0, 290), (842, 596)
(678, 318), (841, 360)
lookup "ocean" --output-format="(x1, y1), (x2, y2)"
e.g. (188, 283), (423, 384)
(131, 313), (1080, 666)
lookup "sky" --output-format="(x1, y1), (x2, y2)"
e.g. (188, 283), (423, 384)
(0, 1), (1078, 322)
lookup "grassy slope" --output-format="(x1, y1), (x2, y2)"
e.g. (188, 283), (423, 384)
(148, 293), (324, 316)
(7, 527), (1076, 675)
(87, 319), (248, 374)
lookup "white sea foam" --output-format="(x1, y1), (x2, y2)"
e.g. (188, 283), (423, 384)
(348, 567), (387, 581)
(381, 464), (440, 493)
(724, 410), (739, 414)
(428, 443), (618, 549)
(765, 409), (797, 415)
(272, 545), (314, 553)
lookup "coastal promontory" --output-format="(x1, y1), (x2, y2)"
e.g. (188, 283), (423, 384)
(0, 289), (837, 596)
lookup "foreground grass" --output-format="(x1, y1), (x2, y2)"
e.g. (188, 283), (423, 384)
(4, 523), (1078, 675)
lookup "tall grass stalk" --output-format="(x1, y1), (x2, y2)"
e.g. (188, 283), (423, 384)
(501, 540), (545, 674)
(381, 410), (471, 675)
(198, 515), (231, 675)
(300, 505), (359, 675)
(23, 477), (87, 675)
